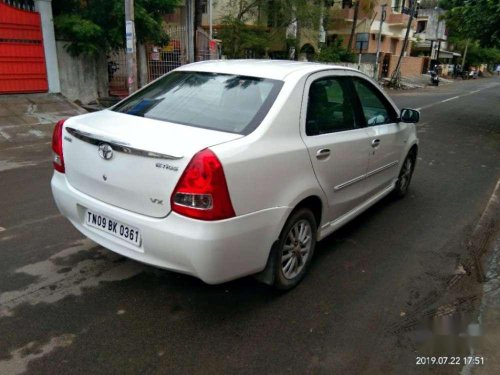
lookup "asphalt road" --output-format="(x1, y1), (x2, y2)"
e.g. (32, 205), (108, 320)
(0, 77), (499, 375)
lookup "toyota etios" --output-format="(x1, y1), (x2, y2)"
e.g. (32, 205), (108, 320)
(51, 60), (419, 290)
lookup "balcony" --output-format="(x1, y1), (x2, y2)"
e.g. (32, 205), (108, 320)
(387, 12), (410, 26)
(329, 7), (355, 21)
(329, 6), (370, 22)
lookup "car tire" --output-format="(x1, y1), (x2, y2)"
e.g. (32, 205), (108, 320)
(273, 208), (317, 291)
(393, 150), (416, 198)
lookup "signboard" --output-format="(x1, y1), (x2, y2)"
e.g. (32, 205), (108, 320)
(125, 21), (135, 53)
(356, 32), (369, 42)
(150, 47), (160, 61)
(355, 32), (369, 52)
(209, 40), (217, 52)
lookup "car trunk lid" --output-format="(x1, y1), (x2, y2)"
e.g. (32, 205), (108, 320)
(62, 110), (242, 218)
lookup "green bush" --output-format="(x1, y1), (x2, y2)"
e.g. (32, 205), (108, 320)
(315, 38), (355, 63)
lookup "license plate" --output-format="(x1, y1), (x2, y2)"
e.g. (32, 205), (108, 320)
(85, 210), (141, 246)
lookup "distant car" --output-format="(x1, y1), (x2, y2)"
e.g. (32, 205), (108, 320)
(51, 60), (419, 290)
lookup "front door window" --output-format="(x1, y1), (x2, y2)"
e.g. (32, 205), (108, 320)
(352, 78), (397, 126)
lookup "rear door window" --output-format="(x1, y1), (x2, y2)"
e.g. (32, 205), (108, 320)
(306, 77), (357, 136)
(113, 72), (283, 135)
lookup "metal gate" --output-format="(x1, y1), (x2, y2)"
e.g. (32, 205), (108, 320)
(0, 0), (48, 94)
(196, 28), (220, 62)
(107, 49), (128, 98)
(147, 25), (188, 82)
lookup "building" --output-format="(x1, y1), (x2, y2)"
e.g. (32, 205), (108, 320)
(327, 1), (416, 56)
(412, 6), (460, 73)
(327, 0), (431, 78)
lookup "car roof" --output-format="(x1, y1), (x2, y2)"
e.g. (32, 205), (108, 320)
(176, 59), (359, 80)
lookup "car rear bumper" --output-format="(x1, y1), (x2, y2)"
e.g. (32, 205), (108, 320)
(51, 172), (290, 284)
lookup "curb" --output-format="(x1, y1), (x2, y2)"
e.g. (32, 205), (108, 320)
(461, 178), (500, 375)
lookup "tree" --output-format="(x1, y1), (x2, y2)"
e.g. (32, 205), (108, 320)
(450, 40), (500, 67)
(53, 0), (179, 56)
(439, 0), (500, 49)
(218, 16), (270, 58)
(217, 0), (321, 58)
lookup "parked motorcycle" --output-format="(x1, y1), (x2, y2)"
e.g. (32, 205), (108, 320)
(429, 70), (439, 86)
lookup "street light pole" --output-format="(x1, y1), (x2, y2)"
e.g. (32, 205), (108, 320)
(125, 0), (138, 95)
(374, 3), (387, 80)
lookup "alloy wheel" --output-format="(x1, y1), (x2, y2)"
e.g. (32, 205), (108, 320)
(281, 219), (312, 280)
(399, 157), (413, 193)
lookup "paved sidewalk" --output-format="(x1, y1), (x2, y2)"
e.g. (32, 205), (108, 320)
(0, 93), (86, 172)
(0, 94), (86, 147)
(382, 73), (455, 89)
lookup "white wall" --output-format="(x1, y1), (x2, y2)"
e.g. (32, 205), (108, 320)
(56, 41), (108, 104)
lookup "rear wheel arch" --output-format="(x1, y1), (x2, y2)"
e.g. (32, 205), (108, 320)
(293, 195), (323, 228)
(254, 195), (323, 287)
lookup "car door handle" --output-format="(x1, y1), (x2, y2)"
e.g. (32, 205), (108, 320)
(371, 139), (381, 148)
(316, 149), (330, 160)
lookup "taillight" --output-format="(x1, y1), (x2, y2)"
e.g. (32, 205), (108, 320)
(171, 149), (235, 221)
(52, 119), (66, 173)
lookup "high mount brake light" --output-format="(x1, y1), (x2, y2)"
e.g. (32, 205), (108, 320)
(171, 149), (235, 221)
(52, 119), (66, 173)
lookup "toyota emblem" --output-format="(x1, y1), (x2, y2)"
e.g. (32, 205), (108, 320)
(98, 143), (113, 160)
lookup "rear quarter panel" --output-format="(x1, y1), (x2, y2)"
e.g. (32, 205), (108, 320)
(212, 76), (327, 231)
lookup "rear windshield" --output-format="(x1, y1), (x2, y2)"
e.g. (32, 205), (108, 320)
(113, 71), (284, 135)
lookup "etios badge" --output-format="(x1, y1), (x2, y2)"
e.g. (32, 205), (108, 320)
(98, 143), (113, 160)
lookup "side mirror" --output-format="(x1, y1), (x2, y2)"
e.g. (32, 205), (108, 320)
(400, 108), (420, 123)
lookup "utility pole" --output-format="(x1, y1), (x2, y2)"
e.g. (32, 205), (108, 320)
(374, 3), (387, 80)
(390, 0), (418, 87)
(461, 38), (469, 67)
(125, 0), (138, 95)
(208, 0), (213, 40)
(187, 0), (195, 63)
(347, 1), (360, 53)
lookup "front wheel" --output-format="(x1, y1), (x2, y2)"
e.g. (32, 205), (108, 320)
(393, 151), (416, 198)
(273, 208), (317, 290)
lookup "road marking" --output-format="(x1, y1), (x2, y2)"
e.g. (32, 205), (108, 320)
(412, 82), (500, 112)
(0, 130), (11, 141)
(441, 96), (460, 103)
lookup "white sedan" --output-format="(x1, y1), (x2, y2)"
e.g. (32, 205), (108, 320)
(51, 60), (419, 290)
